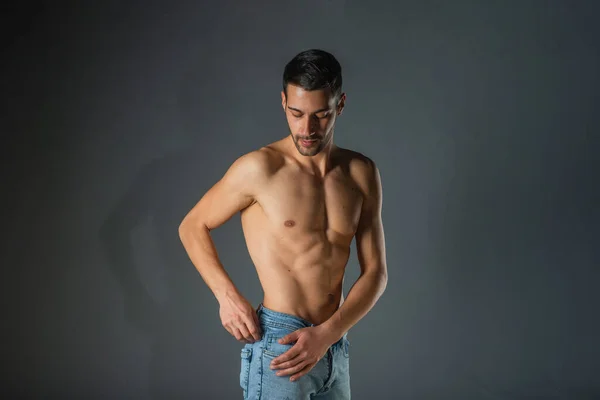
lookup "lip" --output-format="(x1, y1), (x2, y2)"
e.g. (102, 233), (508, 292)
(300, 139), (318, 147)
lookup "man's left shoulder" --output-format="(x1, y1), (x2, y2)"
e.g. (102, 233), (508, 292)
(335, 147), (379, 181)
(335, 147), (381, 197)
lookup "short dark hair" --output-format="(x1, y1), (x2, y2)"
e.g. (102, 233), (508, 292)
(283, 49), (343, 99)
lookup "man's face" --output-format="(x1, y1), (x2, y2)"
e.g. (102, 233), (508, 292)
(281, 84), (345, 157)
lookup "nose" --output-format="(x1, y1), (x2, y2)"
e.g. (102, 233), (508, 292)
(300, 115), (318, 135)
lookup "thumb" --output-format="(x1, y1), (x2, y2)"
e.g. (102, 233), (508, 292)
(279, 331), (299, 344)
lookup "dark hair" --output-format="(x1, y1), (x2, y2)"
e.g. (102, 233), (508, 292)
(283, 49), (342, 99)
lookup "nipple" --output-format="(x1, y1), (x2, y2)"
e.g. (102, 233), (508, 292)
(284, 220), (296, 227)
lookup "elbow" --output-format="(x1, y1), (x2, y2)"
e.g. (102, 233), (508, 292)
(178, 217), (209, 242)
(374, 266), (388, 293)
(362, 264), (388, 291)
(178, 217), (187, 237)
(178, 217), (193, 242)
(379, 269), (388, 292)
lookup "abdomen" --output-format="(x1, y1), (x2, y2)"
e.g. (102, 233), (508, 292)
(241, 205), (352, 324)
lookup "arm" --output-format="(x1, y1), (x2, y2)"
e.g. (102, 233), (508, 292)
(178, 151), (267, 342)
(321, 160), (388, 341)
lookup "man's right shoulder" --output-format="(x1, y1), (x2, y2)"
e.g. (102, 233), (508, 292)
(228, 146), (285, 179)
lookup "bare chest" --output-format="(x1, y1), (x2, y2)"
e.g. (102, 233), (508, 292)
(256, 169), (363, 237)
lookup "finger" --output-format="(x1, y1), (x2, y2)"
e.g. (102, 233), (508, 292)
(271, 355), (309, 371)
(246, 323), (261, 342)
(230, 326), (245, 342)
(233, 313), (255, 342)
(290, 363), (314, 382)
(251, 312), (262, 339)
(223, 324), (235, 337)
(225, 325), (246, 342)
(271, 345), (302, 366)
(242, 316), (261, 342)
(224, 320), (251, 343)
(276, 360), (309, 377)
(237, 323), (253, 343)
(278, 331), (299, 345)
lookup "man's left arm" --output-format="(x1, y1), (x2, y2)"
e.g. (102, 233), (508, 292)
(321, 160), (388, 341)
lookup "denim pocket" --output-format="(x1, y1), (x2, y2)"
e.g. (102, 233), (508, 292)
(240, 347), (252, 398)
(263, 335), (294, 359)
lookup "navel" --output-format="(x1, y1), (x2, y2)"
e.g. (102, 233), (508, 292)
(284, 220), (296, 227)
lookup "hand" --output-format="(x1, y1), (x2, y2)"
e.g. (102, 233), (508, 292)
(218, 291), (262, 343)
(270, 325), (336, 381)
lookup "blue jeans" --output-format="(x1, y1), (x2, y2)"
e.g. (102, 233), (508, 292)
(239, 304), (351, 399)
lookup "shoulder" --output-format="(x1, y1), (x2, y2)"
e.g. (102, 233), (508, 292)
(334, 147), (381, 193)
(227, 144), (286, 181)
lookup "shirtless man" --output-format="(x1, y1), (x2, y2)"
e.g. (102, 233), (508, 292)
(178, 49), (387, 399)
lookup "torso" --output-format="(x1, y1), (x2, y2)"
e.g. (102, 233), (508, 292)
(240, 139), (370, 325)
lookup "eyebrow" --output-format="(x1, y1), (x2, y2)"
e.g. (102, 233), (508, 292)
(287, 106), (330, 114)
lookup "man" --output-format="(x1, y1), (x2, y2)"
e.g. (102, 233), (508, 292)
(178, 49), (387, 399)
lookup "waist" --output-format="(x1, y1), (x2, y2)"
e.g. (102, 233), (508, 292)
(257, 304), (347, 346)
(261, 292), (342, 326)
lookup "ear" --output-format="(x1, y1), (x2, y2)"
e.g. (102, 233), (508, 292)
(281, 91), (287, 111)
(337, 93), (346, 116)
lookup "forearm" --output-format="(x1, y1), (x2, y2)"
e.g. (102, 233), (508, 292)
(321, 268), (387, 342)
(178, 223), (238, 301)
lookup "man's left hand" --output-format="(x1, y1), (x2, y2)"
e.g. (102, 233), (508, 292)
(270, 325), (337, 381)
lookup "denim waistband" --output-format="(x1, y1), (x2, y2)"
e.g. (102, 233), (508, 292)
(256, 304), (347, 345)
(257, 304), (316, 331)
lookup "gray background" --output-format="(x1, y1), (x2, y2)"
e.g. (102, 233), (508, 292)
(2, 0), (599, 398)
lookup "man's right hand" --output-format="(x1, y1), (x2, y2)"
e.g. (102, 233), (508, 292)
(218, 290), (262, 343)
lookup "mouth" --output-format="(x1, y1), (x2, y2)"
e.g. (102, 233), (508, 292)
(299, 138), (319, 147)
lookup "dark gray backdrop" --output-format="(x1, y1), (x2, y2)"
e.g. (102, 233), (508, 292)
(2, 1), (599, 398)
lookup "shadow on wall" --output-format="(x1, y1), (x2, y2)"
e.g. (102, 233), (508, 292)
(98, 146), (225, 398)
(95, 71), (275, 398)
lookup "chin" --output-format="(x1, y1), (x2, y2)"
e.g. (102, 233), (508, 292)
(293, 138), (323, 155)
(298, 150), (320, 157)
(298, 147), (323, 157)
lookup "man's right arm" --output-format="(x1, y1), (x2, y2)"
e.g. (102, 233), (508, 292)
(178, 150), (267, 342)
